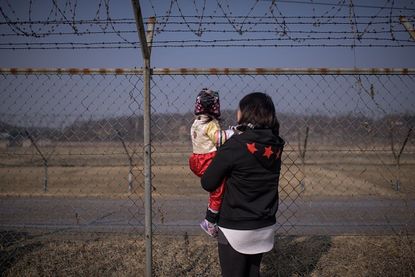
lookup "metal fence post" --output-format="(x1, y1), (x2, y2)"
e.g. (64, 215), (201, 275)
(143, 58), (152, 277)
(144, 18), (155, 277)
(131, 1), (155, 276)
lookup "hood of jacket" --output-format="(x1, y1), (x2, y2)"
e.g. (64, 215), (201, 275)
(233, 128), (285, 170)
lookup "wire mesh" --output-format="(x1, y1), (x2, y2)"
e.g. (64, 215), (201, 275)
(0, 69), (415, 274)
(148, 71), (415, 236)
(0, 72), (147, 274)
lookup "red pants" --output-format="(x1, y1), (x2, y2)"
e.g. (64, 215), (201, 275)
(189, 152), (225, 212)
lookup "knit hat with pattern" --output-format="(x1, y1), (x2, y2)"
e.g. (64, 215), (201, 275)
(194, 88), (220, 118)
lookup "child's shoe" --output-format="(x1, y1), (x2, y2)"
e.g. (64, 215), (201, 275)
(200, 219), (218, 238)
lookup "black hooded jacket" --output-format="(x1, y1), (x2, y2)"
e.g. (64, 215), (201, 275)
(201, 128), (285, 230)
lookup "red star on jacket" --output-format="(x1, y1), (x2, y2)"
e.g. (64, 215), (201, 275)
(263, 146), (273, 159)
(246, 142), (257, 154)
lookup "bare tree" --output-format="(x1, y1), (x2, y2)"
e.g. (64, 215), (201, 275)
(389, 122), (412, 191)
(298, 126), (309, 192)
(26, 130), (48, 192)
(117, 130), (134, 192)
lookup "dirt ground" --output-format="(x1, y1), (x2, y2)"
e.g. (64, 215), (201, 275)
(1, 231), (414, 276)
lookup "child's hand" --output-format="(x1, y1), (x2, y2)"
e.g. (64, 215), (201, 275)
(229, 125), (243, 134)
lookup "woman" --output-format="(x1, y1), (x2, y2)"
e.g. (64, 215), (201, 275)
(201, 92), (285, 276)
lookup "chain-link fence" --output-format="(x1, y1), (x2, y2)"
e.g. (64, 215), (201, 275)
(148, 68), (415, 236)
(1, 68), (415, 274)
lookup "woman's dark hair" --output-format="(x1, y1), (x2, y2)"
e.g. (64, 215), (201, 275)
(238, 92), (280, 135)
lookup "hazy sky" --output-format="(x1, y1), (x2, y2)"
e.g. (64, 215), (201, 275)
(0, 0), (414, 127)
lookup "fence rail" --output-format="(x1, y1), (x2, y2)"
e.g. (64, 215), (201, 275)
(1, 67), (415, 75)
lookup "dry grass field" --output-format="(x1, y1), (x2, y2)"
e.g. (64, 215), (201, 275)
(1, 231), (414, 276)
(1, 143), (414, 276)
(0, 143), (414, 199)
(0, 163), (414, 198)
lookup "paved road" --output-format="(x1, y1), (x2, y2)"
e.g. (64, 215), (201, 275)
(0, 196), (414, 235)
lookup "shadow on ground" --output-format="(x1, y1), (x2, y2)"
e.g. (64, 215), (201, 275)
(0, 230), (42, 276)
(261, 235), (332, 276)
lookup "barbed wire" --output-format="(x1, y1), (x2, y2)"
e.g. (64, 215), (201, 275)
(3, 15), (413, 24)
(1, 37), (413, 49)
(3, 29), (411, 38)
(275, 0), (415, 11)
(1, 42), (413, 50)
(0, 0), (414, 49)
(1, 16), (412, 31)
(2, 19), (410, 28)
(2, 36), (412, 45)
(309, 0), (345, 26)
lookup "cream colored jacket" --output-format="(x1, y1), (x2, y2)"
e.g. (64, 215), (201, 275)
(191, 115), (220, 154)
(191, 115), (234, 154)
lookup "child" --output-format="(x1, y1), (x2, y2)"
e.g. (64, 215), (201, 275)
(189, 88), (234, 237)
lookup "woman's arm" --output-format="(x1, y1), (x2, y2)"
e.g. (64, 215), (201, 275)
(201, 143), (233, 192)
